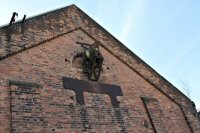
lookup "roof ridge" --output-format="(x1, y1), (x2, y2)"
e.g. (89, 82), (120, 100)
(0, 4), (75, 29)
(0, 27), (80, 60)
(74, 5), (193, 104)
(0, 4), (195, 116)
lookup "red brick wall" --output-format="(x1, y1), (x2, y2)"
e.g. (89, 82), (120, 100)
(0, 4), (199, 133)
(0, 4), (195, 108)
(0, 5), (195, 109)
(0, 81), (10, 133)
(0, 29), (198, 132)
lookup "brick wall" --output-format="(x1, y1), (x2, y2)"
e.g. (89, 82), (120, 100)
(0, 29), (198, 132)
(0, 4), (199, 133)
(0, 4), (196, 110)
(0, 81), (10, 133)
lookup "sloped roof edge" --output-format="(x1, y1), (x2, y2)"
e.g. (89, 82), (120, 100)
(0, 4), (75, 29)
(73, 5), (193, 104)
(0, 4), (195, 112)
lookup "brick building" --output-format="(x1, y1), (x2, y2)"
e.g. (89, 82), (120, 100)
(0, 4), (199, 133)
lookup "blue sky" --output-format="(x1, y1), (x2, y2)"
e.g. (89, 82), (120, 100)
(0, 0), (199, 109)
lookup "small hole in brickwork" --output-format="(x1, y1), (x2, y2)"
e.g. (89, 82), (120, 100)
(70, 96), (74, 100)
(106, 67), (110, 70)
(117, 101), (120, 104)
(143, 119), (149, 128)
(78, 36), (83, 40)
(65, 58), (69, 62)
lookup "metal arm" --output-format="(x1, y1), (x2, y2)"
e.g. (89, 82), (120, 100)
(9, 12), (18, 26)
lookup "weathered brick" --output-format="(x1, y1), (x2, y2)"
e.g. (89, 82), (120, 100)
(0, 4), (199, 133)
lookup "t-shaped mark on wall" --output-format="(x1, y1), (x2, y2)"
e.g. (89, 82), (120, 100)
(63, 77), (123, 108)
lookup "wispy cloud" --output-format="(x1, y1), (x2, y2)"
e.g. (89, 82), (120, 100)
(120, 0), (148, 43)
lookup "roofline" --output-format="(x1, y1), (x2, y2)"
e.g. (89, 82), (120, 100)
(0, 4), (193, 106)
(0, 4), (197, 131)
(0, 4), (76, 29)
(74, 5), (192, 103)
